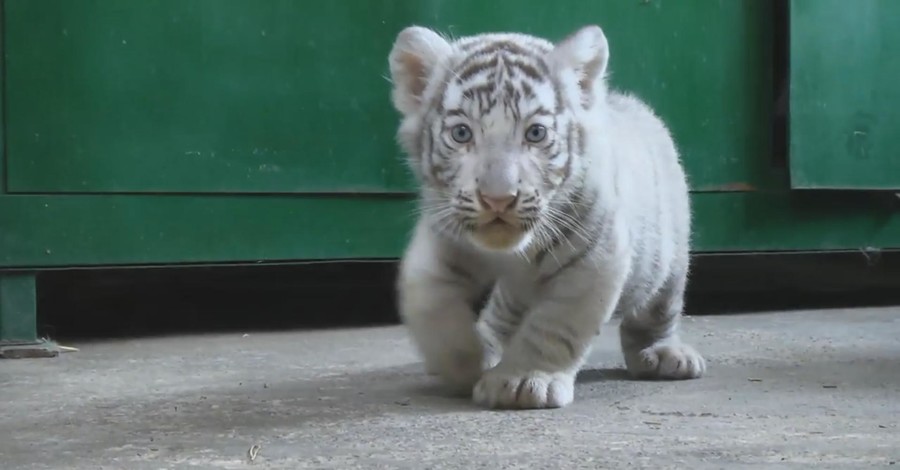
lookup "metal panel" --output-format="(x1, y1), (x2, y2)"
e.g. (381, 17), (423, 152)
(4, 0), (775, 193)
(789, 0), (900, 189)
(0, 274), (37, 343)
(4, 0), (417, 194)
(1, 193), (899, 269)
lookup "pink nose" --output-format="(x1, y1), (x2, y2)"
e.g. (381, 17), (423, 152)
(478, 191), (518, 213)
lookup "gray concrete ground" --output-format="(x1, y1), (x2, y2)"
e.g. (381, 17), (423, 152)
(1, 308), (899, 469)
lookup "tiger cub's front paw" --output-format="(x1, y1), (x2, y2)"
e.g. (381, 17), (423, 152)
(624, 341), (706, 380)
(473, 367), (575, 409)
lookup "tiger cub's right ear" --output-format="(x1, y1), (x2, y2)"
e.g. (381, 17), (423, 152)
(388, 26), (452, 115)
(550, 25), (610, 110)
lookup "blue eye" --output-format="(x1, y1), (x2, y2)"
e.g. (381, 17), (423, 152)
(525, 124), (547, 143)
(450, 124), (473, 143)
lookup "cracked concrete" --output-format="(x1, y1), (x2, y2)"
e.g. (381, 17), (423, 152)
(1, 308), (898, 469)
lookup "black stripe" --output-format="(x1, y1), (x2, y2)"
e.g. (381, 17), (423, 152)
(505, 59), (545, 82)
(514, 380), (529, 404)
(521, 81), (535, 99)
(446, 165), (461, 183)
(541, 326), (578, 361)
(576, 124), (585, 156)
(540, 152), (562, 187)
(550, 77), (565, 113)
(484, 315), (516, 340)
(432, 76), (451, 113)
(534, 185), (592, 264)
(445, 259), (476, 283)
(457, 55), (499, 83)
(519, 324), (578, 362)
(439, 137), (454, 152)
(470, 82), (497, 97)
(493, 40), (541, 57)
(503, 86), (523, 124)
(535, 220), (574, 265)
(463, 40), (543, 63)
(538, 233), (600, 285)
(455, 43), (546, 84)
(562, 121), (576, 183)
(431, 134), (456, 187)
(494, 287), (525, 321)
(557, 326), (580, 360)
(503, 81), (516, 99)
(512, 93), (522, 123)
(534, 186), (584, 265)
(425, 125), (439, 184)
(523, 107), (553, 122)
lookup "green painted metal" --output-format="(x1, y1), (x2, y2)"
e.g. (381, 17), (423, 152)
(0, 193), (898, 270)
(0, 0), (4, 192)
(0, 195), (415, 268)
(0, 272), (58, 356)
(4, 0), (416, 194)
(2, 0), (900, 345)
(0, 273), (38, 342)
(789, 0), (900, 189)
(4, 0), (775, 194)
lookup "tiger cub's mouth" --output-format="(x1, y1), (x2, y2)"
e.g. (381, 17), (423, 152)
(476, 212), (519, 227)
(483, 218), (512, 227)
(470, 216), (529, 252)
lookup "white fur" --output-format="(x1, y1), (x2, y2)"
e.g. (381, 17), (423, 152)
(389, 25), (705, 409)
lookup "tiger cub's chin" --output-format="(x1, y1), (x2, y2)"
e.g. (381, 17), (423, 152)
(469, 222), (531, 253)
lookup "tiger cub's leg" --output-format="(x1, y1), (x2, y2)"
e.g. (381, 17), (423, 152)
(398, 226), (488, 393)
(619, 270), (706, 380)
(475, 282), (529, 371)
(473, 258), (630, 409)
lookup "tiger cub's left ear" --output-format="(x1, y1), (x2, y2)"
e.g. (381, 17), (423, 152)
(388, 26), (453, 115)
(550, 25), (610, 109)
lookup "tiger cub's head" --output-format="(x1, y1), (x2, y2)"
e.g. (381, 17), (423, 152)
(389, 26), (609, 253)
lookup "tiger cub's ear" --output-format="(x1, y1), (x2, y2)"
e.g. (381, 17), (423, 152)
(550, 25), (610, 109)
(388, 26), (452, 115)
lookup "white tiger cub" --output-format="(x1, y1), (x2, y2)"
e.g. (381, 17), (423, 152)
(389, 25), (706, 409)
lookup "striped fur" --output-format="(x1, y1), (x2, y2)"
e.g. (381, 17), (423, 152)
(390, 25), (705, 409)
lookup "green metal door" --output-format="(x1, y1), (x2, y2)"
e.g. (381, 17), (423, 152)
(789, 0), (900, 189)
(2, 0), (897, 270)
(4, 0), (417, 194)
(4, 0), (773, 195)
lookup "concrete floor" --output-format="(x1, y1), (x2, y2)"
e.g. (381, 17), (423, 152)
(1, 308), (899, 469)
